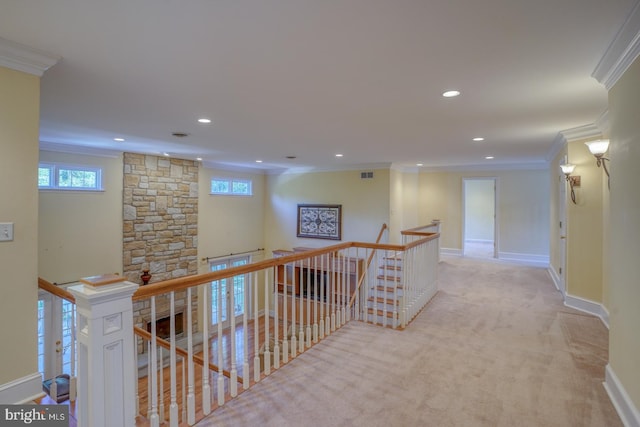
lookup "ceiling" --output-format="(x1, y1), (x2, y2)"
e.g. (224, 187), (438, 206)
(1, 0), (638, 172)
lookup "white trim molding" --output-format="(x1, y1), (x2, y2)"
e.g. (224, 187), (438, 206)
(0, 372), (44, 404)
(604, 364), (640, 427)
(564, 293), (609, 329)
(0, 37), (60, 77)
(440, 248), (463, 257)
(592, 1), (640, 90)
(497, 252), (549, 268)
(547, 265), (565, 297)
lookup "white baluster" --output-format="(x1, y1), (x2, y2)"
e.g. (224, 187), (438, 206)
(201, 284), (211, 415)
(273, 267), (280, 370)
(319, 254), (325, 340)
(169, 292), (178, 427)
(230, 276), (238, 396)
(147, 341), (152, 419)
(181, 357), (186, 423)
(330, 255), (336, 333)
(306, 260), (311, 348)
(149, 297), (159, 427)
(263, 270), (271, 375)
(243, 272), (250, 389)
(281, 264), (289, 364)
(158, 347), (165, 423)
(216, 280), (224, 406)
(290, 261), (298, 358)
(186, 288), (195, 425)
(298, 260), (304, 353)
(70, 304), (77, 401)
(312, 255), (318, 344)
(253, 273), (260, 382)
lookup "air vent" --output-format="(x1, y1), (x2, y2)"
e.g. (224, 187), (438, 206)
(360, 171), (374, 179)
(171, 132), (189, 138)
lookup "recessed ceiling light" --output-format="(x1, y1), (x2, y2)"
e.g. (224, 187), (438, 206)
(163, 152), (170, 157)
(196, 157), (203, 161)
(442, 90), (460, 98)
(114, 137), (125, 142)
(473, 137), (485, 142)
(197, 118), (211, 124)
(335, 153), (344, 157)
(417, 163), (424, 166)
(485, 156), (494, 160)
(256, 160), (263, 163)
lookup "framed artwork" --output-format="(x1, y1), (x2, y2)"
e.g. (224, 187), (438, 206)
(297, 204), (342, 240)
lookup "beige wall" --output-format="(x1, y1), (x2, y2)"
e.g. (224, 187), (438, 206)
(419, 169), (549, 257)
(264, 169), (390, 252)
(0, 67), (40, 389)
(389, 169), (419, 244)
(608, 56), (640, 410)
(198, 167), (266, 272)
(565, 138), (605, 302)
(38, 151), (123, 283)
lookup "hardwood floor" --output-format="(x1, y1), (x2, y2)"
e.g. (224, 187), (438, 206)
(135, 308), (339, 425)
(36, 302), (343, 426)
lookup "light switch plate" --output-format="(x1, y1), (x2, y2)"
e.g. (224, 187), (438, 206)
(0, 223), (14, 242)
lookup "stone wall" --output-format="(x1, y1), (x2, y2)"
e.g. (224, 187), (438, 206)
(123, 153), (199, 282)
(122, 153), (200, 344)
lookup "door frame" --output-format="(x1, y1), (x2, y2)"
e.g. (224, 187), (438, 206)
(462, 177), (498, 258)
(208, 255), (252, 332)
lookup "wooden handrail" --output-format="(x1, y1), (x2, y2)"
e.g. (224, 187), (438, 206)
(133, 326), (241, 383)
(133, 231), (439, 301)
(38, 277), (76, 304)
(349, 223), (387, 308)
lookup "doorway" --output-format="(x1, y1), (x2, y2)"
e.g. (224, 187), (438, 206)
(463, 178), (497, 259)
(209, 256), (250, 330)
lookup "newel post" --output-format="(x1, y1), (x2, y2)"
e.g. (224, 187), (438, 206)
(68, 274), (139, 427)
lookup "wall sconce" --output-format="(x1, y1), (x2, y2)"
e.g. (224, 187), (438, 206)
(585, 139), (610, 189)
(560, 163), (580, 204)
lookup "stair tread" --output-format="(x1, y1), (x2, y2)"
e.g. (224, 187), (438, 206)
(377, 275), (402, 282)
(367, 296), (400, 304)
(374, 284), (404, 291)
(366, 307), (396, 318)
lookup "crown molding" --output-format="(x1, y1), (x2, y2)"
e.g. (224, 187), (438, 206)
(420, 162), (548, 173)
(39, 141), (121, 158)
(0, 37), (60, 77)
(560, 124), (602, 142)
(592, 1), (640, 90)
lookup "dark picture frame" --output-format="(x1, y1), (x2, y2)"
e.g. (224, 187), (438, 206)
(297, 204), (342, 240)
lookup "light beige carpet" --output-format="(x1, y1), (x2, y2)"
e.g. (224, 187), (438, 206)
(196, 257), (622, 427)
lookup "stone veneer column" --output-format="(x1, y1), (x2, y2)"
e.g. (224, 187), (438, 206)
(122, 153), (199, 283)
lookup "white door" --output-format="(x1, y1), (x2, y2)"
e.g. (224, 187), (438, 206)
(558, 166), (568, 295)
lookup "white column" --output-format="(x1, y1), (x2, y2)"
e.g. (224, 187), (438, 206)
(68, 275), (139, 427)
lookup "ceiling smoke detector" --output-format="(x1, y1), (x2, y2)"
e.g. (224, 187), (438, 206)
(171, 132), (189, 138)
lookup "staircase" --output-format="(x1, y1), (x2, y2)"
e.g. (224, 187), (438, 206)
(366, 255), (404, 328)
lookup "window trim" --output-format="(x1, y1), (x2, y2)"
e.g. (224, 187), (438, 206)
(39, 162), (104, 192)
(210, 177), (253, 196)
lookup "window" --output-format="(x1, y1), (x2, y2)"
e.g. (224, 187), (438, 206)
(210, 256), (250, 327)
(38, 163), (103, 191)
(210, 177), (252, 196)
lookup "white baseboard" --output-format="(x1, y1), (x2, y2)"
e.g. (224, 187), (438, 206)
(564, 293), (609, 329)
(464, 239), (493, 243)
(441, 248), (462, 257)
(497, 251), (549, 268)
(604, 364), (640, 427)
(0, 372), (44, 404)
(547, 265), (564, 295)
